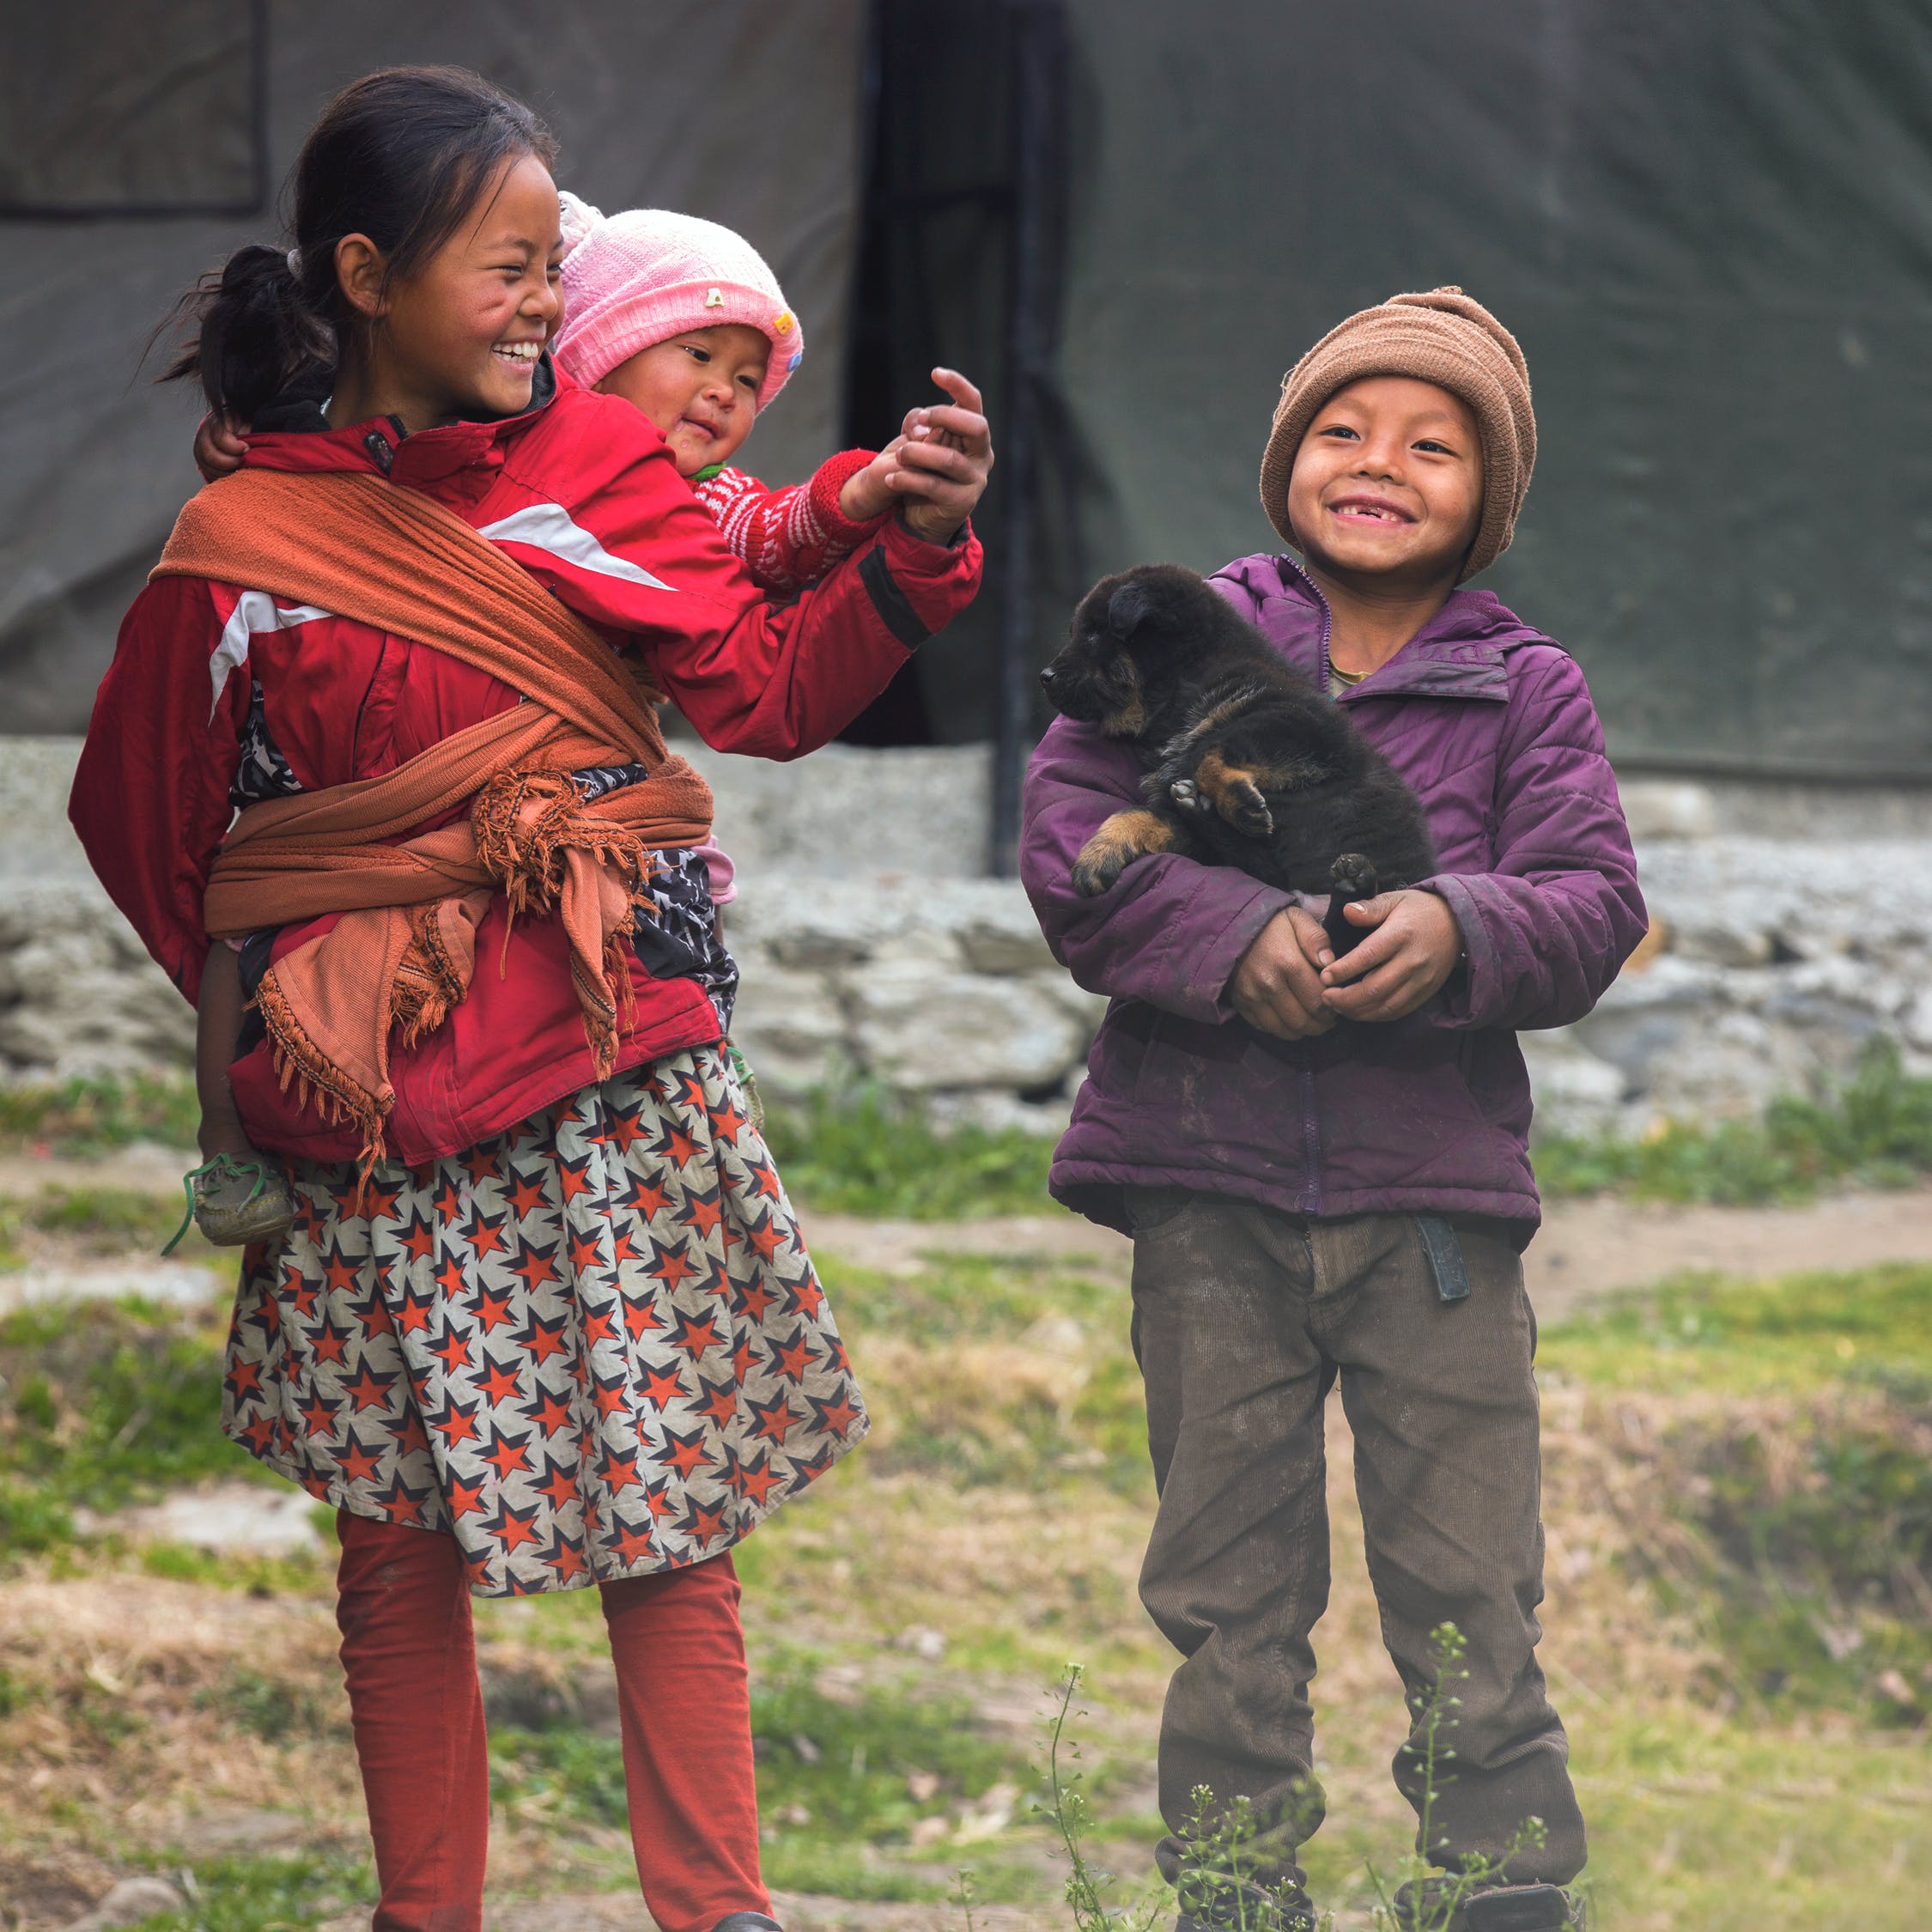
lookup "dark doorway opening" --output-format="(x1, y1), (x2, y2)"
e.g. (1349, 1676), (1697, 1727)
(837, 0), (1070, 868)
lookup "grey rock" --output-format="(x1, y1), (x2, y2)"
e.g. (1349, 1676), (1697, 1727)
(1519, 1030), (1628, 1140)
(849, 960), (1090, 1091)
(61, 1877), (188, 1931)
(927, 1087), (1075, 1139)
(728, 965), (850, 1100)
(1620, 780), (1717, 841)
(116, 1480), (321, 1556)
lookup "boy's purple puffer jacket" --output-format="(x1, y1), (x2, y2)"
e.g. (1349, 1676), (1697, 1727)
(1019, 553), (1648, 1240)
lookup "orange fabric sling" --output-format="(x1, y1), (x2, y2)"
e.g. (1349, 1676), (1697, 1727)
(151, 467), (714, 1168)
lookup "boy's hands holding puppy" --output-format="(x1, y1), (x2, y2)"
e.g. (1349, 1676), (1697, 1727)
(1230, 907), (1339, 1039)
(1232, 890), (1462, 1033)
(1319, 890), (1463, 1020)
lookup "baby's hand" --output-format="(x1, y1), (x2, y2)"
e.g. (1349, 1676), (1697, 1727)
(838, 436), (908, 523)
(194, 411), (250, 483)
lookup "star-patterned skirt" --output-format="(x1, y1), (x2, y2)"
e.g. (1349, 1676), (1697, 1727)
(222, 1045), (866, 1596)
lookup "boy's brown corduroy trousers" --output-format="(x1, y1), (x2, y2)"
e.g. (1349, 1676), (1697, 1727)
(1125, 1189), (1588, 1893)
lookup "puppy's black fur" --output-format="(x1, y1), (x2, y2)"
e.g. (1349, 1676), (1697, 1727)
(1039, 564), (1437, 953)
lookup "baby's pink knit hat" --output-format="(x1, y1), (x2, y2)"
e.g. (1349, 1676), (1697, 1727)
(553, 191), (802, 410)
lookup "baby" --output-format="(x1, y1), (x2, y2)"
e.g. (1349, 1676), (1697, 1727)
(180, 194), (986, 1248)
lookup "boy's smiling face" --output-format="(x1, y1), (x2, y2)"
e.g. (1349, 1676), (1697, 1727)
(596, 323), (769, 475)
(1285, 376), (1484, 590)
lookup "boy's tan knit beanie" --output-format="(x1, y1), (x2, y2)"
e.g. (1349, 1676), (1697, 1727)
(1259, 287), (1535, 581)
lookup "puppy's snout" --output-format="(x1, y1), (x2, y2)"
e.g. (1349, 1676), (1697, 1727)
(1038, 665), (1058, 692)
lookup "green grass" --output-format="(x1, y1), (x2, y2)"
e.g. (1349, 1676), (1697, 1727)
(0, 1072), (197, 1157)
(0, 1294), (263, 1557)
(1546, 1263), (1932, 1723)
(765, 1083), (1056, 1218)
(488, 1647), (1039, 1899)
(1540, 1261), (1932, 1396)
(1536, 1036), (1932, 1206)
(16, 1184), (210, 1256)
(823, 1250), (1150, 1495)
(125, 1850), (374, 1932)
(771, 1042), (1932, 1219)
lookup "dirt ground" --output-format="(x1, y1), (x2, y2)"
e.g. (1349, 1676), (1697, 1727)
(809, 1183), (1932, 1322)
(3, 1156), (1930, 1930)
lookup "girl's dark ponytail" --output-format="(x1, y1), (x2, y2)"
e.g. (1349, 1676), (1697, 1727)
(160, 66), (557, 420)
(164, 243), (333, 422)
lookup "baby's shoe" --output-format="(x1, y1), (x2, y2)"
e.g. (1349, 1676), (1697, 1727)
(1393, 1879), (1583, 1932)
(163, 1152), (297, 1254)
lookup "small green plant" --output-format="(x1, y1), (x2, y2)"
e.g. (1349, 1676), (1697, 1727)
(1174, 1786), (1320, 1931)
(951, 1867), (982, 1932)
(1036, 1664), (1160, 1932)
(1366, 1625), (1556, 1932)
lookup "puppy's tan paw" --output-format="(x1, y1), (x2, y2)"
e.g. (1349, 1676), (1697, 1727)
(1072, 810), (1176, 896)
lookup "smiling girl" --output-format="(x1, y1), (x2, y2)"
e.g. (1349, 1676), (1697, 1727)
(72, 65), (988, 1932)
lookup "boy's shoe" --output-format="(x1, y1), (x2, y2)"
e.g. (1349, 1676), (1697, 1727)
(1176, 1878), (1317, 1932)
(162, 1153), (297, 1254)
(1392, 1879), (1583, 1932)
(711, 1917), (783, 1932)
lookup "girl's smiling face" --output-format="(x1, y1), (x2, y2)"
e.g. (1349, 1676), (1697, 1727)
(597, 325), (770, 474)
(337, 151), (564, 430)
(1285, 376), (1484, 589)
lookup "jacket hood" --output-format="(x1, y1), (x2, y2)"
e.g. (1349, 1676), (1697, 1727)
(1212, 551), (1560, 657)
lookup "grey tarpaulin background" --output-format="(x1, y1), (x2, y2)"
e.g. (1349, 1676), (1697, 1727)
(0, 0), (863, 732)
(7, 0), (1932, 781)
(850, 0), (1932, 776)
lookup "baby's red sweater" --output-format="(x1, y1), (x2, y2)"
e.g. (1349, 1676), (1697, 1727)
(693, 447), (884, 596)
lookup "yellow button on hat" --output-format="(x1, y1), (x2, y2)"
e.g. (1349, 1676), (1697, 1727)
(773, 310), (794, 336)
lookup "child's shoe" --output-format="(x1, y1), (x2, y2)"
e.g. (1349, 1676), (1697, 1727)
(162, 1152), (297, 1254)
(1176, 1878), (1317, 1932)
(1393, 1880), (1583, 1932)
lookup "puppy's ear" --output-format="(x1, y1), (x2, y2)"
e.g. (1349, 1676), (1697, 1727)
(1107, 582), (1151, 641)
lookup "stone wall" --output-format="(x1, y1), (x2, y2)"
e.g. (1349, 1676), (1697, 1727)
(9, 735), (1930, 1141)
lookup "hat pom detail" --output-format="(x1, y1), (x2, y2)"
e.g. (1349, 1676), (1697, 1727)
(557, 190), (605, 259)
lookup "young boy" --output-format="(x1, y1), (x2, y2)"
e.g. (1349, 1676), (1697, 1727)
(1019, 289), (1645, 1932)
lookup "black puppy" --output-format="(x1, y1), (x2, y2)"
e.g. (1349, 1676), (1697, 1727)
(1038, 564), (1437, 953)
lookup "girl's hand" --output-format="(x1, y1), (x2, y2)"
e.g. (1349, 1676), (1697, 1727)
(838, 436), (908, 523)
(1319, 890), (1463, 1022)
(195, 411), (250, 483)
(891, 368), (993, 544)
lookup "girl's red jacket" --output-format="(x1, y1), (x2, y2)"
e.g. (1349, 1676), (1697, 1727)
(70, 373), (982, 1166)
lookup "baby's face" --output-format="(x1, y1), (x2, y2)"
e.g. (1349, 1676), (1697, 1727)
(1286, 376), (1483, 588)
(597, 323), (769, 474)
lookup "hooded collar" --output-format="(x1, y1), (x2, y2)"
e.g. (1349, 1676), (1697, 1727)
(240, 354), (562, 505)
(1215, 550), (1563, 703)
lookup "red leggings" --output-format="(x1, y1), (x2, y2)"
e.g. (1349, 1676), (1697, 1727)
(334, 1510), (765, 1932)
